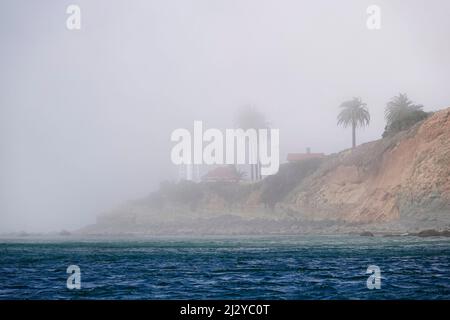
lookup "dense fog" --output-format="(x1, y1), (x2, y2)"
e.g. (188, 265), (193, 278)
(1, 0), (449, 232)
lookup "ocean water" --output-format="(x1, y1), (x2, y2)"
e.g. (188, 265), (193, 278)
(0, 235), (450, 300)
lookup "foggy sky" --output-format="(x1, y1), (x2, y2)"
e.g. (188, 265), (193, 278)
(1, 0), (450, 232)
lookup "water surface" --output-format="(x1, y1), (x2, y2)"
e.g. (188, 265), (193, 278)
(1, 235), (449, 299)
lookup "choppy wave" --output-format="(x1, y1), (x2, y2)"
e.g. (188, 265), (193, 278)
(0, 235), (449, 299)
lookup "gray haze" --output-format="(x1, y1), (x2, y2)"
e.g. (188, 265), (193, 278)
(1, 0), (449, 232)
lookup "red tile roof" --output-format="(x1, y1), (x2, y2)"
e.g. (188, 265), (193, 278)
(287, 153), (325, 162)
(202, 166), (241, 182)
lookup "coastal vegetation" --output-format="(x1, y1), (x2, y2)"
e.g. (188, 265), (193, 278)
(85, 105), (449, 236)
(260, 158), (323, 209)
(382, 93), (430, 137)
(337, 97), (371, 148)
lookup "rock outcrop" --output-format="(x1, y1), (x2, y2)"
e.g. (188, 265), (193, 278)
(80, 108), (450, 235)
(279, 108), (450, 230)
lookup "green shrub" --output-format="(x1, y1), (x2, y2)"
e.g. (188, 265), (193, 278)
(382, 110), (429, 138)
(260, 158), (323, 209)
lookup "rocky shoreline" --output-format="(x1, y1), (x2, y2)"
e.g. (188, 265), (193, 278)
(79, 108), (450, 237)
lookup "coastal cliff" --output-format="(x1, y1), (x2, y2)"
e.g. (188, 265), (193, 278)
(81, 108), (450, 235)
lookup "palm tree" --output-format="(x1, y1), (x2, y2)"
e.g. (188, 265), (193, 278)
(337, 97), (370, 149)
(235, 105), (269, 181)
(385, 93), (423, 125)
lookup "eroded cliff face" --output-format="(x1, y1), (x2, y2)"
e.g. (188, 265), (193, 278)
(280, 108), (450, 226)
(83, 108), (450, 235)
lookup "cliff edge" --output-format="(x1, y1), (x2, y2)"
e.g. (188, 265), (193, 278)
(80, 108), (450, 235)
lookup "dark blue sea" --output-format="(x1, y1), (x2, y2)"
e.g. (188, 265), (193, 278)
(1, 235), (450, 299)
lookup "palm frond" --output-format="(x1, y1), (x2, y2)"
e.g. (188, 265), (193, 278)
(337, 97), (370, 128)
(385, 93), (423, 125)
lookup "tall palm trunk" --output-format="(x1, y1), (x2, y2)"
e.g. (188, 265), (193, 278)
(254, 163), (259, 181)
(352, 121), (356, 149)
(257, 162), (261, 180)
